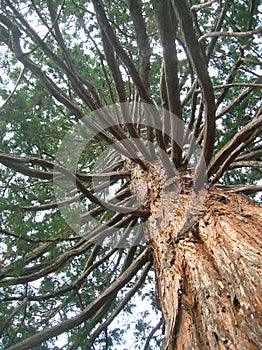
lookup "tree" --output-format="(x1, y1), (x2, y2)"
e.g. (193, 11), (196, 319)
(0, 0), (261, 349)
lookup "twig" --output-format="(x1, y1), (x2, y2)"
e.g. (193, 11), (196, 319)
(0, 66), (25, 110)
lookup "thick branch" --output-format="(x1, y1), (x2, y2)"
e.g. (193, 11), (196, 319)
(155, 0), (183, 167)
(0, 153), (130, 183)
(172, 0), (216, 166)
(0, 297), (28, 336)
(127, 0), (151, 92)
(143, 318), (163, 350)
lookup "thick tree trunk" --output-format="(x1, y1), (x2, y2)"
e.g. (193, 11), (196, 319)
(147, 185), (261, 350)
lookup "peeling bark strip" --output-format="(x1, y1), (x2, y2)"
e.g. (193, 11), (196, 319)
(131, 162), (261, 349)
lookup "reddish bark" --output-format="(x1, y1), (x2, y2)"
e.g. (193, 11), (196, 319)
(148, 186), (262, 349)
(131, 162), (261, 349)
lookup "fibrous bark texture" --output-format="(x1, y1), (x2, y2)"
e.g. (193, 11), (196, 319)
(132, 164), (261, 349)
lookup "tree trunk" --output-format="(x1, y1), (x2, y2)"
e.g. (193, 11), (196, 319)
(147, 184), (262, 350)
(131, 162), (262, 349)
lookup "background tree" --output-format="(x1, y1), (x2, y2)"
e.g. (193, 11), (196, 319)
(0, 0), (261, 349)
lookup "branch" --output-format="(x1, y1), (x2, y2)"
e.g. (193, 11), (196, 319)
(191, 0), (217, 11)
(240, 57), (262, 66)
(5, 248), (150, 350)
(0, 240), (92, 284)
(95, 28), (151, 158)
(91, 0), (152, 104)
(208, 115), (262, 178)
(0, 297), (28, 336)
(172, 0), (216, 166)
(236, 149), (262, 162)
(0, 153), (130, 182)
(143, 318), (163, 350)
(229, 160), (262, 169)
(127, 0), (151, 92)
(0, 227), (57, 243)
(1, 12), (142, 156)
(22, 242), (56, 264)
(0, 65), (25, 109)
(100, 27), (127, 105)
(57, 163), (148, 216)
(216, 78), (261, 119)
(209, 134), (261, 183)
(216, 184), (262, 195)
(212, 83), (262, 90)
(11, 246), (118, 302)
(155, 0), (183, 167)
(4, 0), (103, 110)
(0, 152), (55, 169)
(85, 261), (152, 349)
(199, 27), (262, 42)
(215, 54), (243, 108)
(46, 0), (74, 70)
(205, 0), (230, 60)
(22, 175), (130, 212)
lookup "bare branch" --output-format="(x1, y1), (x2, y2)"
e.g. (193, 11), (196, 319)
(0, 11), (135, 153)
(214, 52), (243, 108)
(205, 0), (230, 60)
(199, 27), (262, 42)
(4, 0), (103, 110)
(13, 246), (118, 302)
(0, 21), (150, 164)
(240, 57), (262, 66)
(0, 228), (40, 243)
(100, 28), (127, 103)
(0, 153), (130, 183)
(191, 0), (217, 11)
(0, 65), (25, 109)
(210, 139), (261, 183)
(0, 240), (92, 284)
(46, 0), (73, 69)
(212, 83), (262, 90)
